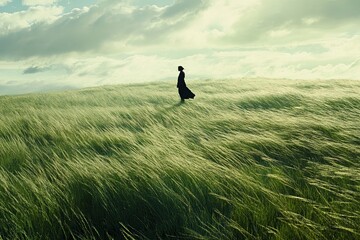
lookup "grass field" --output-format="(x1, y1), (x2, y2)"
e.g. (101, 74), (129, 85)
(0, 78), (359, 240)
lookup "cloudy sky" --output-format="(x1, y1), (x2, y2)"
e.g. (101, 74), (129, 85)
(0, 0), (359, 95)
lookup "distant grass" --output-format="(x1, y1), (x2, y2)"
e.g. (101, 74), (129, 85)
(0, 78), (359, 240)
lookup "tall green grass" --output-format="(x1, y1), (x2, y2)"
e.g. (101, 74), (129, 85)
(0, 78), (359, 239)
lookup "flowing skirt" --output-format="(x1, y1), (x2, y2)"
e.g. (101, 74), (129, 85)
(178, 86), (195, 99)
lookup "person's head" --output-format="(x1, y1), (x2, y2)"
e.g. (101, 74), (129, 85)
(178, 66), (184, 71)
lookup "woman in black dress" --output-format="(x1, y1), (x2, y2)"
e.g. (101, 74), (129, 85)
(177, 66), (195, 102)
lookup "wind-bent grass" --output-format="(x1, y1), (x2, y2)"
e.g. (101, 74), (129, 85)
(0, 78), (359, 239)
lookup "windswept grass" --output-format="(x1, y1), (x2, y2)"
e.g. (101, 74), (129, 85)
(0, 78), (359, 239)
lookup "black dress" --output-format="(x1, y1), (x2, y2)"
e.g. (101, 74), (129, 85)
(177, 71), (195, 100)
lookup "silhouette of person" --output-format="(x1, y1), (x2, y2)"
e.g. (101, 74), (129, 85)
(177, 66), (195, 103)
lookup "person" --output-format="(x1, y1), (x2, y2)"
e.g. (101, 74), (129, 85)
(177, 66), (195, 103)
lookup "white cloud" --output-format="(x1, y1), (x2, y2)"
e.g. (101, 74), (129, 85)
(0, 6), (63, 35)
(0, 0), (207, 58)
(2, 38), (360, 96)
(219, 0), (360, 45)
(168, 0), (261, 47)
(2, 0), (360, 58)
(0, 0), (11, 6)
(1, 0), (360, 95)
(302, 17), (320, 26)
(268, 29), (292, 38)
(22, 0), (57, 6)
(36, 35), (360, 83)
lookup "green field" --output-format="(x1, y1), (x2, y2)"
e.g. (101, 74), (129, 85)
(0, 78), (359, 240)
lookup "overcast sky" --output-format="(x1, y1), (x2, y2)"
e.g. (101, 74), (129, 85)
(1, 0), (359, 95)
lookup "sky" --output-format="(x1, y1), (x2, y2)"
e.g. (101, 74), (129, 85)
(0, 0), (360, 95)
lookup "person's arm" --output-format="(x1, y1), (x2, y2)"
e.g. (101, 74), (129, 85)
(177, 72), (185, 87)
(177, 73), (180, 88)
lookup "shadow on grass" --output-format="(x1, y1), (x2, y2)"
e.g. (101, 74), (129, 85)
(164, 101), (186, 111)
